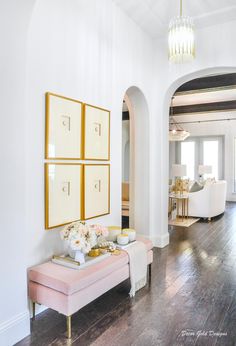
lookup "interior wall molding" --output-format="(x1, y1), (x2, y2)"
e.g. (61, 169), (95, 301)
(0, 310), (30, 346)
(137, 233), (169, 248)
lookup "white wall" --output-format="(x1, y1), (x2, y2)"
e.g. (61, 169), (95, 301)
(25, 0), (154, 263)
(0, 1), (155, 344)
(122, 120), (130, 182)
(0, 1), (36, 345)
(169, 142), (176, 178)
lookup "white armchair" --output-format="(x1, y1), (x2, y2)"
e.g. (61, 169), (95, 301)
(188, 180), (227, 219)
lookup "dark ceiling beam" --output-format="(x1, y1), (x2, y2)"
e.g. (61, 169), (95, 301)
(172, 100), (236, 116)
(122, 111), (129, 121)
(176, 73), (236, 93)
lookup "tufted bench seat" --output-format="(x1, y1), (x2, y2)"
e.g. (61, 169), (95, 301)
(28, 237), (153, 338)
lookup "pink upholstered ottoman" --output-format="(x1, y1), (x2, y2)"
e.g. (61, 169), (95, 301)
(28, 238), (153, 338)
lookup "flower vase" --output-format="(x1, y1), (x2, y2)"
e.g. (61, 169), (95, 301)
(68, 248), (85, 264)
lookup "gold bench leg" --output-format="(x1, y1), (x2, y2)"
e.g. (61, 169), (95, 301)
(32, 301), (36, 320)
(67, 315), (72, 339)
(148, 263), (152, 284)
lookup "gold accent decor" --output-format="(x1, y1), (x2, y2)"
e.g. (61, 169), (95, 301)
(67, 315), (72, 339)
(83, 103), (110, 160)
(44, 91), (111, 230)
(32, 302), (36, 320)
(45, 92), (83, 160)
(108, 226), (121, 230)
(83, 164), (110, 220)
(112, 249), (121, 256)
(169, 217), (199, 228)
(88, 249), (100, 257)
(45, 163), (83, 229)
(169, 194), (189, 222)
(171, 178), (189, 195)
(52, 255), (80, 266)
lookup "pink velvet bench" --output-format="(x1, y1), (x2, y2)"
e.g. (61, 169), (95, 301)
(28, 237), (153, 338)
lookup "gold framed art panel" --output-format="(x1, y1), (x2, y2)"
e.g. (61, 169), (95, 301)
(83, 104), (110, 161)
(45, 92), (83, 160)
(45, 163), (83, 229)
(83, 164), (110, 220)
(45, 92), (111, 229)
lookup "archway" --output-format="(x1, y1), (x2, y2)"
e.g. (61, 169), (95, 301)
(121, 86), (150, 237)
(162, 67), (236, 238)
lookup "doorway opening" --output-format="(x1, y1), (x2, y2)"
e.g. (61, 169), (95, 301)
(122, 99), (130, 228)
(168, 73), (235, 228)
(120, 86), (150, 237)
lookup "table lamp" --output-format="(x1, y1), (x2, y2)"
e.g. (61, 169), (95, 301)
(172, 164), (187, 178)
(172, 164), (187, 195)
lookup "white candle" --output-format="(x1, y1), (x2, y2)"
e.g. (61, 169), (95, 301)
(117, 234), (129, 245)
(107, 226), (121, 242)
(122, 228), (136, 242)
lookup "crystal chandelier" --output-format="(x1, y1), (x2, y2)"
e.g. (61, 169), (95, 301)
(169, 97), (190, 141)
(168, 0), (195, 63)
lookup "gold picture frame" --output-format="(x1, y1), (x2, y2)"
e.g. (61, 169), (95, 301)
(45, 92), (83, 160)
(83, 164), (110, 220)
(45, 163), (83, 229)
(83, 104), (110, 160)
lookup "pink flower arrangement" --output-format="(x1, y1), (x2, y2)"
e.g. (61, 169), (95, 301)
(90, 224), (109, 238)
(61, 222), (108, 254)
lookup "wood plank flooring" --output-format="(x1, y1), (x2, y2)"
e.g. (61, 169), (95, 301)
(17, 203), (236, 346)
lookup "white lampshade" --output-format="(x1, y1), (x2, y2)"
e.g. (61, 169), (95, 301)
(198, 165), (212, 175)
(172, 164), (187, 177)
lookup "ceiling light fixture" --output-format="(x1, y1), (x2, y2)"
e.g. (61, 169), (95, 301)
(169, 96), (190, 141)
(168, 0), (195, 63)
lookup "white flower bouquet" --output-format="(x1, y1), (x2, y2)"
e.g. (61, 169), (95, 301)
(60, 221), (109, 255)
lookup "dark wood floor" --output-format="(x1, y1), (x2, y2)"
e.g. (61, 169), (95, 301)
(17, 203), (236, 346)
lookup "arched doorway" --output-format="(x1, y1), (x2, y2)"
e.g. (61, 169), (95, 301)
(121, 86), (150, 237)
(163, 67), (236, 232)
(121, 100), (130, 228)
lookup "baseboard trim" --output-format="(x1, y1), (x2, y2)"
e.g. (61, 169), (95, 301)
(0, 310), (30, 346)
(137, 233), (169, 248)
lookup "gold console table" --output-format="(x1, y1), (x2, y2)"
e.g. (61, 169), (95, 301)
(169, 194), (189, 221)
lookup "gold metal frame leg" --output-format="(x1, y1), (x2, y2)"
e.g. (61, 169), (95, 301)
(32, 302), (36, 320)
(148, 263), (152, 284)
(67, 315), (72, 339)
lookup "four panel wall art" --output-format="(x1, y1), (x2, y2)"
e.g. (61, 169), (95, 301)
(45, 92), (110, 229)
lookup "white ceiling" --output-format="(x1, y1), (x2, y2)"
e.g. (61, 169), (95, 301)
(113, 0), (236, 38)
